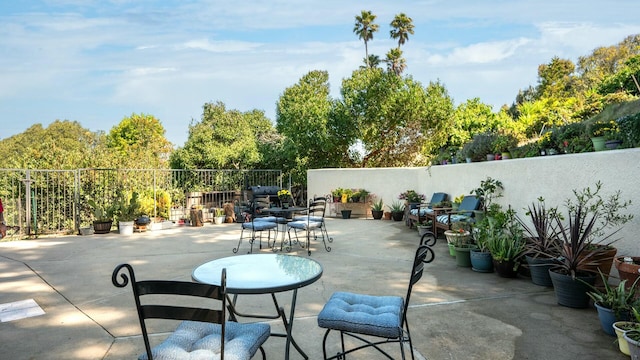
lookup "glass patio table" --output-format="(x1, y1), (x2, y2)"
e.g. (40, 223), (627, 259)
(192, 253), (323, 359)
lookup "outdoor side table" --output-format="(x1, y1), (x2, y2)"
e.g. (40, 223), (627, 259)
(192, 253), (323, 360)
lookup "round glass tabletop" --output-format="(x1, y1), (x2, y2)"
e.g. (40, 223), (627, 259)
(192, 253), (323, 294)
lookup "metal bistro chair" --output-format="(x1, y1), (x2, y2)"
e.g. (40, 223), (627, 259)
(317, 244), (435, 360)
(286, 197), (332, 255)
(234, 195), (279, 254)
(112, 264), (270, 360)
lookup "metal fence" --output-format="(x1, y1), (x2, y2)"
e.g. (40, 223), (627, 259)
(0, 168), (283, 237)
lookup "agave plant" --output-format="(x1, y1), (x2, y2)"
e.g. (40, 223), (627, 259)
(587, 269), (640, 319)
(552, 204), (613, 279)
(517, 198), (561, 259)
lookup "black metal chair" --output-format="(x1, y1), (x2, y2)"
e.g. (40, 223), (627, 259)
(287, 197), (332, 255)
(234, 195), (279, 253)
(317, 244), (435, 359)
(111, 264), (270, 360)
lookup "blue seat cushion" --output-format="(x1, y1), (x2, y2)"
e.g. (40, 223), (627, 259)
(317, 291), (403, 338)
(288, 220), (322, 230)
(436, 214), (470, 224)
(139, 320), (270, 360)
(292, 215), (324, 222)
(242, 221), (277, 231)
(253, 216), (277, 222)
(409, 208), (433, 216)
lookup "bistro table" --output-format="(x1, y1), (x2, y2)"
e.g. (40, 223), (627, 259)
(192, 253), (323, 359)
(263, 206), (307, 251)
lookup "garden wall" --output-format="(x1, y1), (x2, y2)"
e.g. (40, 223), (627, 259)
(308, 148), (640, 257)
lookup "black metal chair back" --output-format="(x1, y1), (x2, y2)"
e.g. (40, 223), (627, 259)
(112, 264), (227, 360)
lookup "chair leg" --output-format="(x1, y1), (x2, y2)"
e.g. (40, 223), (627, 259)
(233, 228), (245, 253)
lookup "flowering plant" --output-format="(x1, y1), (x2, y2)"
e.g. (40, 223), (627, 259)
(398, 190), (425, 203)
(453, 194), (465, 205)
(277, 189), (291, 201)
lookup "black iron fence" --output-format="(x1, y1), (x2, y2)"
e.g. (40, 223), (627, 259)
(0, 168), (283, 237)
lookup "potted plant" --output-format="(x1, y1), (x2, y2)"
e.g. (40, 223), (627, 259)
(470, 176), (503, 222)
(398, 190), (425, 210)
(277, 189), (292, 209)
(547, 205), (600, 308)
(518, 198), (561, 287)
(87, 199), (117, 234)
(485, 206), (526, 278)
(387, 201), (405, 222)
(371, 198), (384, 220)
(588, 120), (616, 151)
(448, 222), (474, 267)
(213, 207), (226, 224)
(452, 194), (465, 211)
(114, 191), (141, 236)
(416, 221), (432, 236)
(331, 188), (343, 203)
(566, 181), (633, 288)
(586, 270), (639, 336)
(623, 308), (640, 358)
(615, 256), (640, 290)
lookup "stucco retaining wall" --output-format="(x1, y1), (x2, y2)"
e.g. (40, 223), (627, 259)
(308, 148), (640, 257)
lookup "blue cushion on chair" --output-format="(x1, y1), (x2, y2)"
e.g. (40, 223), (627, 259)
(242, 222), (277, 231)
(139, 320), (270, 360)
(409, 208), (434, 216)
(292, 215), (324, 222)
(254, 216), (277, 222)
(436, 214), (469, 224)
(288, 220), (322, 230)
(317, 291), (404, 338)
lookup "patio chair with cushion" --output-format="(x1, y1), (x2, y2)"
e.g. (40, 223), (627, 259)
(234, 195), (278, 254)
(286, 197), (331, 255)
(406, 192), (448, 228)
(317, 244), (435, 360)
(111, 264), (270, 360)
(431, 194), (480, 236)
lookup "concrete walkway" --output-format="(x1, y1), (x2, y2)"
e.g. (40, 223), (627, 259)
(0, 218), (627, 359)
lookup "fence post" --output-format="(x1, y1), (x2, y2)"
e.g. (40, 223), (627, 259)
(23, 170), (32, 236)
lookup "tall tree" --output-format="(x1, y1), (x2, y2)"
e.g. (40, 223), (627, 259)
(276, 70), (337, 184)
(0, 120), (107, 169)
(385, 48), (406, 76)
(390, 13), (414, 49)
(353, 10), (379, 68)
(336, 68), (453, 167)
(107, 113), (173, 168)
(170, 102), (274, 170)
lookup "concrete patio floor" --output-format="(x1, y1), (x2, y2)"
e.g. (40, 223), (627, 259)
(0, 217), (627, 359)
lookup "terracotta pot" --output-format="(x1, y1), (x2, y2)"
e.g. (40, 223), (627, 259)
(615, 256), (640, 290)
(578, 245), (617, 289)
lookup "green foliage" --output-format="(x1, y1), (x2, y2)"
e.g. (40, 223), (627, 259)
(0, 120), (107, 169)
(170, 102), (274, 171)
(587, 270), (640, 318)
(471, 177), (504, 212)
(387, 201), (405, 213)
(564, 181), (633, 242)
(463, 132), (496, 161)
(106, 113), (172, 168)
(337, 68), (452, 167)
(617, 112), (640, 147)
(87, 199), (117, 222)
(137, 189), (171, 219)
(276, 70), (336, 184)
(114, 191), (141, 222)
(371, 198), (384, 211)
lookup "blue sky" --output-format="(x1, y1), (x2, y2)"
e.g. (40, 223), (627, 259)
(1, 0), (639, 147)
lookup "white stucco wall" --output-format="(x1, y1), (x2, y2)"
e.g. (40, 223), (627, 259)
(308, 148), (640, 256)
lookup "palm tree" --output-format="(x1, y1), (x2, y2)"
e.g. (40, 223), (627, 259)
(386, 48), (406, 75)
(360, 54), (382, 69)
(390, 13), (414, 49)
(353, 10), (379, 68)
